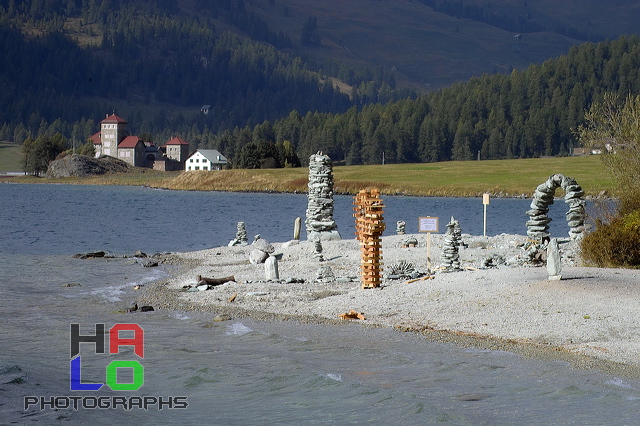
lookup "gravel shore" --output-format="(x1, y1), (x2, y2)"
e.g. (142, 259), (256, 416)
(142, 233), (640, 379)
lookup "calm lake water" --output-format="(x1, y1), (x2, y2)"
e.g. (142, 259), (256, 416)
(1, 183), (590, 255)
(1, 183), (637, 425)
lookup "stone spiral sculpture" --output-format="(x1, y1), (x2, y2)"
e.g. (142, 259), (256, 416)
(526, 174), (586, 240)
(306, 152), (341, 241)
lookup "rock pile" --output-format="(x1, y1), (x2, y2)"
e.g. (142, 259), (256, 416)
(315, 265), (335, 282)
(396, 220), (406, 235)
(249, 236), (275, 264)
(313, 239), (324, 261)
(228, 222), (248, 246)
(401, 236), (418, 248)
(306, 152), (341, 241)
(440, 216), (463, 272)
(526, 174), (586, 240)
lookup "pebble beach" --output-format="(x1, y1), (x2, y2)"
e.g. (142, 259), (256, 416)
(140, 233), (640, 379)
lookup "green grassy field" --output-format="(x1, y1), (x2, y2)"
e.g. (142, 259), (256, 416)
(0, 141), (24, 173)
(329, 156), (611, 197)
(11, 155), (612, 198)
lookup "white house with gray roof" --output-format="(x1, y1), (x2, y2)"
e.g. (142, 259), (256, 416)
(185, 149), (228, 171)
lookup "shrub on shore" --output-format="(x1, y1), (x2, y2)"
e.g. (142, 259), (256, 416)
(581, 207), (640, 268)
(577, 93), (640, 267)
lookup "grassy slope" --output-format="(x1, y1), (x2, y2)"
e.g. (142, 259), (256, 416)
(249, 0), (583, 90)
(12, 155), (612, 198)
(464, 0), (640, 39)
(0, 142), (23, 173)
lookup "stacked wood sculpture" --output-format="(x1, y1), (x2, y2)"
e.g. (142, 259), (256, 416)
(354, 189), (386, 289)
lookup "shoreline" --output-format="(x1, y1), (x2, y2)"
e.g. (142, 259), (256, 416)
(1, 178), (615, 201)
(2, 154), (614, 198)
(141, 234), (640, 380)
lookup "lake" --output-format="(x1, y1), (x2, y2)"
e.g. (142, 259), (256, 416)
(1, 183), (637, 425)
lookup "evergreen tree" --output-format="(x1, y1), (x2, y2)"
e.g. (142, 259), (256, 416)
(21, 133), (67, 176)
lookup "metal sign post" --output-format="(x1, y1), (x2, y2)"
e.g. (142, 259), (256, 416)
(482, 193), (490, 237)
(418, 216), (439, 273)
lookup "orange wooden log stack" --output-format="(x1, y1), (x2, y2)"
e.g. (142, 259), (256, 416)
(353, 189), (385, 289)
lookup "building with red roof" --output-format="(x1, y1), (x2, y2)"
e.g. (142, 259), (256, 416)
(163, 137), (190, 163)
(91, 114), (191, 170)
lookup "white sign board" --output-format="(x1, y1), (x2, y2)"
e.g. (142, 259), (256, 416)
(418, 216), (439, 233)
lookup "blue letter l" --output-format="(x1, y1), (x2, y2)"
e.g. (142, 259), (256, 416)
(70, 356), (103, 391)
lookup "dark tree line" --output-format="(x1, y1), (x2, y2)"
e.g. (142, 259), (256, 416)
(0, 0), (409, 148)
(11, 35), (640, 169)
(21, 133), (67, 176)
(5, 1), (640, 170)
(204, 36), (640, 166)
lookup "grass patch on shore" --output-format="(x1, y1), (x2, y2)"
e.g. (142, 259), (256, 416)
(7, 155), (613, 198)
(0, 141), (23, 173)
(162, 155), (611, 197)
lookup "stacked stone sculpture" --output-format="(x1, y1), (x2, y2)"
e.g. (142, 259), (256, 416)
(249, 236), (274, 264)
(401, 236), (418, 248)
(526, 174), (586, 240)
(313, 238), (324, 261)
(306, 152), (341, 242)
(354, 189), (386, 289)
(228, 222), (248, 246)
(315, 265), (335, 283)
(440, 216), (462, 272)
(396, 220), (406, 235)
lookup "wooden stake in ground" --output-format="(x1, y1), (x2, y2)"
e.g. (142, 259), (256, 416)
(354, 189), (386, 289)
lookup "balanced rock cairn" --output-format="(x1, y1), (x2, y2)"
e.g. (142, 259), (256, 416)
(526, 174), (586, 240)
(249, 235), (275, 264)
(306, 152), (341, 242)
(396, 220), (406, 235)
(440, 216), (463, 272)
(315, 265), (335, 283)
(401, 236), (418, 248)
(313, 238), (324, 261)
(228, 221), (248, 246)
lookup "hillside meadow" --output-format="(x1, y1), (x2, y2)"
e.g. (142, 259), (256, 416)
(7, 155), (612, 198)
(0, 142), (23, 172)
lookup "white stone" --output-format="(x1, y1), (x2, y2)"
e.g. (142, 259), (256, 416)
(264, 256), (279, 280)
(546, 238), (562, 279)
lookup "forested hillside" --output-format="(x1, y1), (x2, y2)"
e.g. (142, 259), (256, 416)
(2, 0), (640, 168)
(0, 0), (407, 148)
(219, 36), (640, 165)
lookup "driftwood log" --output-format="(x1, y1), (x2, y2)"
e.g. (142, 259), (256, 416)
(196, 275), (236, 287)
(72, 251), (106, 259)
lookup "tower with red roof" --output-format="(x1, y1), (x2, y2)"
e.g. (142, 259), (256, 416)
(99, 113), (129, 158)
